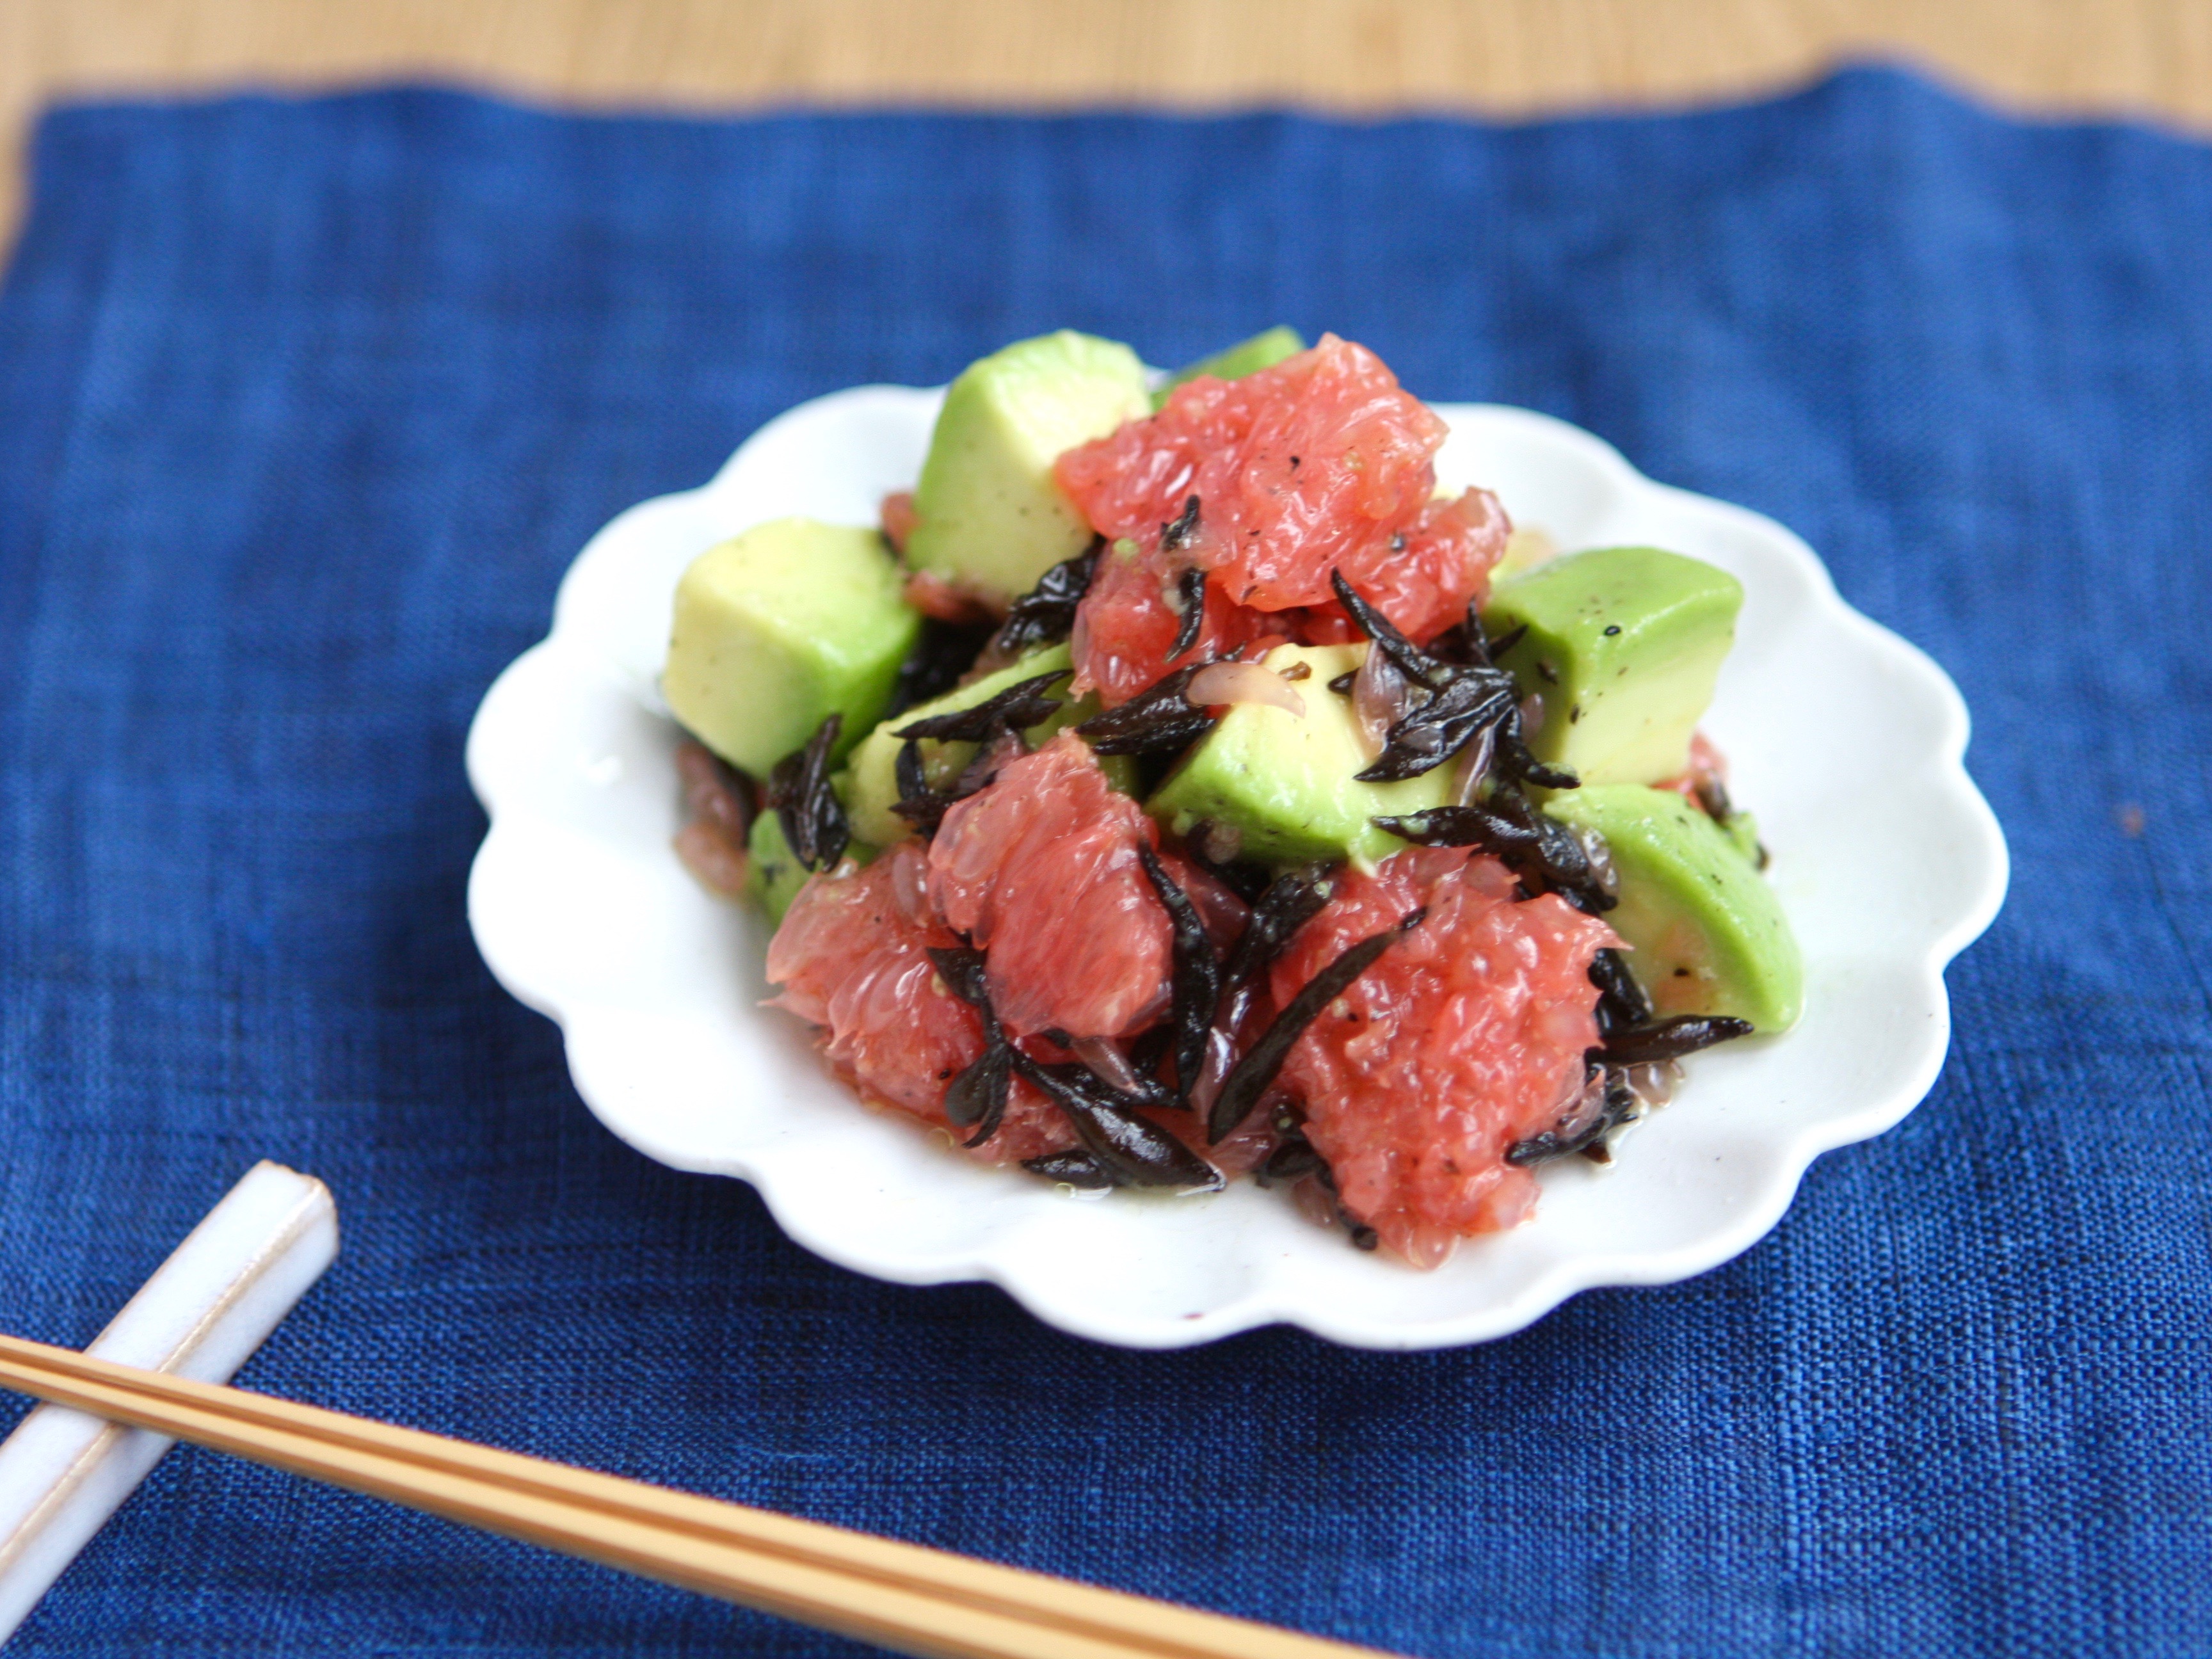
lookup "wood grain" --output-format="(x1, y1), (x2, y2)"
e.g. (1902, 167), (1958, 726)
(4, 1), (2209, 244)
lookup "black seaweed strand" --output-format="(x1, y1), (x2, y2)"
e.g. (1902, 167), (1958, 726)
(1137, 844), (1221, 1098)
(1008, 1051), (1224, 1190)
(1022, 1149), (1118, 1189)
(894, 671), (1065, 744)
(926, 945), (1012, 1146)
(765, 714), (849, 872)
(1332, 570), (1561, 789)
(1353, 668), (1521, 783)
(890, 729), (1022, 837)
(1372, 790), (1614, 914)
(894, 737), (929, 806)
(991, 539), (1102, 659)
(1166, 567), (1207, 661)
(1329, 570), (1446, 688)
(1161, 493), (1201, 552)
(1207, 908), (1425, 1144)
(1506, 1064), (1637, 1166)
(1493, 728), (1580, 792)
(927, 945), (991, 1014)
(1599, 1014), (1755, 1066)
(1073, 662), (1217, 757)
(886, 618), (997, 717)
(1588, 947), (1653, 1038)
(941, 1046), (1013, 1148)
(1220, 867), (1336, 991)
(1258, 1134), (1325, 1183)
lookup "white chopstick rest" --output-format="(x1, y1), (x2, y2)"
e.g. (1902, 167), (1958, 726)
(0, 1160), (339, 1643)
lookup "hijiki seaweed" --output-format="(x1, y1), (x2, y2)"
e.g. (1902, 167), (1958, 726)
(1331, 570), (1575, 791)
(1072, 661), (1218, 756)
(1503, 951), (1753, 1166)
(1136, 844), (1221, 1099)
(888, 671), (1068, 835)
(1254, 1103), (1377, 1249)
(927, 945), (1013, 1147)
(1167, 567), (1207, 661)
(1371, 790), (1616, 915)
(765, 713), (850, 871)
(887, 617), (998, 717)
(894, 671), (1066, 743)
(1010, 1050), (1224, 1191)
(1161, 492), (1202, 552)
(932, 939), (1223, 1189)
(990, 539), (1100, 659)
(1208, 907), (1427, 1144)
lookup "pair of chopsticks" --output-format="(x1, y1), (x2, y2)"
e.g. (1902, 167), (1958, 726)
(0, 1334), (1390, 1659)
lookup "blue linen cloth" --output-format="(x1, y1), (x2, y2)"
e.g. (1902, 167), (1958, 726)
(0, 65), (2205, 1658)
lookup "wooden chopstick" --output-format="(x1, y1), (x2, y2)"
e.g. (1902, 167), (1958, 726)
(0, 1334), (1393, 1659)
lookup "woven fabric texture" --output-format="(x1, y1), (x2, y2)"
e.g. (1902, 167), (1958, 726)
(1, 67), (2206, 1658)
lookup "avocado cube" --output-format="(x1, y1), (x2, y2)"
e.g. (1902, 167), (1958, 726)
(746, 808), (874, 926)
(838, 645), (1139, 847)
(1146, 644), (1452, 869)
(1719, 808), (1763, 867)
(1153, 326), (1306, 408)
(1484, 547), (1743, 787)
(662, 518), (920, 778)
(906, 332), (1151, 602)
(744, 808), (808, 925)
(1546, 785), (1802, 1032)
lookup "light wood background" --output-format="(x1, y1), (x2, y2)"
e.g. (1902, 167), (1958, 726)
(5, 1), (2209, 244)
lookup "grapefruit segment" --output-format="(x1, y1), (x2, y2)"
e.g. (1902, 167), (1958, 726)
(1267, 846), (1617, 1263)
(765, 842), (1078, 1161)
(1068, 536), (1281, 705)
(927, 731), (1174, 1040)
(1058, 336), (1508, 703)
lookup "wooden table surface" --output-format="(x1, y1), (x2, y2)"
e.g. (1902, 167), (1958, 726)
(5, 0), (2209, 244)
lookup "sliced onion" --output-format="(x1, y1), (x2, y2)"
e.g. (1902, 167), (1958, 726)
(674, 820), (749, 899)
(953, 728), (1027, 796)
(1188, 661), (1306, 717)
(1189, 1020), (1240, 1114)
(1350, 644), (1413, 760)
(1397, 1226), (1461, 1272)
(890, 842), (935, 927)
(1291, 1174), (1340, 1229)
(1450, 726), (1496, 805)
(1070, 1035), (1146, 1097)
(1551, 1063), (1609, 1139)
(675, 742), (753, 842)
(1572, 824), (1620, 902)
(1626, 1061), (1681, 1110)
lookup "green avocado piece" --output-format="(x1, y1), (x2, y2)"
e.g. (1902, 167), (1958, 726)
(838, 645), (1135, 847)
(1719, 807), (1763, 867)
(662, 517), (920, 778)
(1153, 326), (1306, 408)
(745, 810), (876, 927)
(1484, 547), (1743, 787)
(906, 332), (1151, 602)
(1146, 643), (1452, 869)
(1546, 785), (1802, 1032)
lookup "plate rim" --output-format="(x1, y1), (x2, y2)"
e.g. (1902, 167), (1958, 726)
(466, 389), (2010, 1350)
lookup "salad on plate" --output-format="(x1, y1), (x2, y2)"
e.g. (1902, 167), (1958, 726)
(657, 329), (1802, 1271)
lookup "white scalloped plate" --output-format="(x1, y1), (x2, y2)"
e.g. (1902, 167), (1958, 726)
(465, 386), (2007, 1349)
